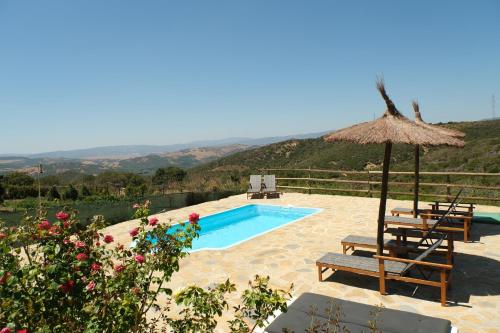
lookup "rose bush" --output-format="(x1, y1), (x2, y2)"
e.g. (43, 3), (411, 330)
(0, 202), (292, 332)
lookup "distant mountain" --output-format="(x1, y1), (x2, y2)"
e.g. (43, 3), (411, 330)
(3, 130), (330, 160)
(0, 144), (251, 175)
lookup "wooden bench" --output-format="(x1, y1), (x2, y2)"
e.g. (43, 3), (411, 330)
(316, 238), (452, 306)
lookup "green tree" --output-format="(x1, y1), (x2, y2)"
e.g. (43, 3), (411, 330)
(46, 185), (61, 201)
(80, 184), (92, 197)
(4, 172), (35, 186)
(39, 175), (61, 186)
(0, 182), (5, 203)
(63, 184), (79, 201)
(153, 167), (187, 193)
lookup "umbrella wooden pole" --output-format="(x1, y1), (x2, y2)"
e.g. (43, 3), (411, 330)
(377, 142), (392, 255)
(413, 145), (420, 218)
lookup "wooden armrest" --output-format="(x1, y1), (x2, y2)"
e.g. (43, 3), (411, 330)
(374, 255), (453, 270)
(421, 213), (471, 220)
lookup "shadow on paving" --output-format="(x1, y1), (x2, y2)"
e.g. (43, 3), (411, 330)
(320, 250), (500, 307)
(452, 223), (500, 243)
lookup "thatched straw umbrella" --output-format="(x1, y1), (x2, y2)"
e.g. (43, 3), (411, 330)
(411, 101), (465, 217)
(324, 80), (464, 254)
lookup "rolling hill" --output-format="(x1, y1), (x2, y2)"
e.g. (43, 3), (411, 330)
(190, 119), (500, 175)
(0, 144), (250, 176)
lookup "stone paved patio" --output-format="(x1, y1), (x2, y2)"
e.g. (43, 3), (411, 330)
(104, 193), (500, 333)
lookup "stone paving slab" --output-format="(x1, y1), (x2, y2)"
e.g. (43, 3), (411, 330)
(104, 193), (500, 333)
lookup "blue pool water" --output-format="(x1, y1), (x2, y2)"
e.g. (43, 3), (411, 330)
(168, 204), (320, 251)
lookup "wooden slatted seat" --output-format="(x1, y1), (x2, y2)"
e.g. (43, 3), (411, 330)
(316, 237), (453, 306)
(341, 234), (453, 264)
(317, 252), (407, 274)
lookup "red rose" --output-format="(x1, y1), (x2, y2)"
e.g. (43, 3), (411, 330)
(49, 225), (61, 236)
(0, 272), (11, 285)
(134, 255), (145, 264)
(76, 253), (88, 261)
(114, 264), (125, 273)
(86, 280), (96, 292)
(129, 227), (139, 237)
(91, 263), (101, 271)
(189, 213), (200, 225)
(63, 221), (71, 229)
(131, 286), (140, 295)
(74, 241), (86, 249)
(148, 217), (159, 226)
(55, 211), (70, 221)
(0, 232), (6, 240)
(17, 329), (28, 333)
(59, 279), (75, 293)
(103, 235), (114, 243)
(96, 241), (101, 247)
(37, 220), (51, 230)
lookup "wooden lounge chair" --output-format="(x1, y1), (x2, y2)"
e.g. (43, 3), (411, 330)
(340, 234), (454, 264)
(391, 188), (473, 218)
(342, 194), (460, 263)
(385, 214), (472, 242)
(265, 292), (455, 333)
(247, 175), (262, 199)
(262, 174), (281, 198)
(316, 237), (452, 306)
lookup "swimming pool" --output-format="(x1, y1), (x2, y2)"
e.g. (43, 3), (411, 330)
(168, 204), (321, 252)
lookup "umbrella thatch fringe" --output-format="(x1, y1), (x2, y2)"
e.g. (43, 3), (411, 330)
(412, 100), (465, 138)
(324, 81), (465, 147)
(376, 78), (400, 116)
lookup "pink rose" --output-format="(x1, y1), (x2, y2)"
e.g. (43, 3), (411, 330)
(17, 329), (28, 333)
(114, 264), (125, 273)
(86, 280), (96, 292)
(189, 213), (200, 225)
(63, 238), (70, 245)
(103, 235), (114, 243)
(0, 328), (11, 333)
(55, 211), (70, 221)
(91, 263), (101, 271)
(76, 253), (88, 261)
(133, 203), (140, 209)
(129, 227), (139, 237)
(37, 220), (51, 230)
(148, 217), (159, 226)
(134, 255), (145, 264)
(74, 241), (86, 249)
(0, 232), (6, 240)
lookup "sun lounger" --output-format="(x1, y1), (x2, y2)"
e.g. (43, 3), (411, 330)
(385, 214), (471, 242)
(262, 174), (281, 198)
(341, 234), (454, 264)
(316, 237), (452, 306)
(265, 292), (455, 333)
(247, 175), (262, 199)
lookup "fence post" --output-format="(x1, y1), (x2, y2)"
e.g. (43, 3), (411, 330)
(308, 167), (311, 195)
(367, 171), (372, 198)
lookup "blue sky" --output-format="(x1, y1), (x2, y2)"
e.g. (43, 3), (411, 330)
(1, 1), (499, 154)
